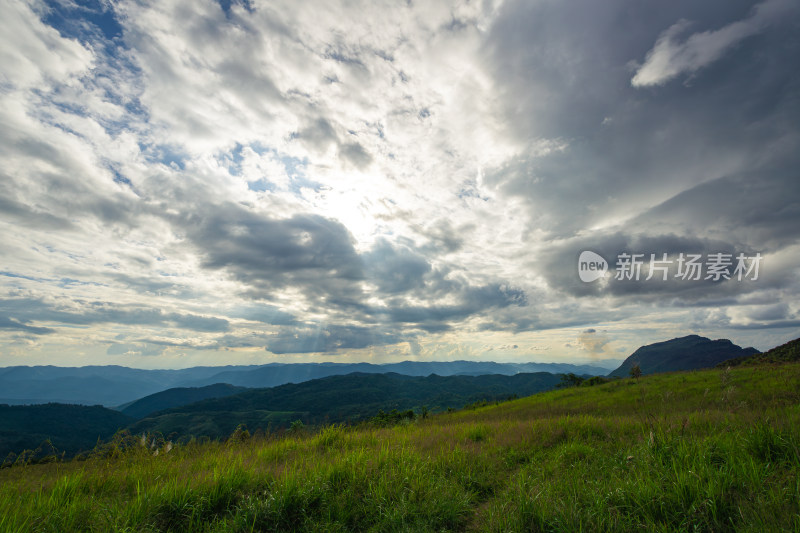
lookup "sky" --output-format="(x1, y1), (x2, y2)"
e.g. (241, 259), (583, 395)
(0, 0), (798, 369)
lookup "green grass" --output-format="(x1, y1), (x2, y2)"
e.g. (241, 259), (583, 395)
(1, 363), (799, 532)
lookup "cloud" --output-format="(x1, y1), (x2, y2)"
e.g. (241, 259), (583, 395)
(339, 141), (372, 169)
(0, 298), (229, 332)
(483, 0), (800, 241)
(577, 329), (610, 354)
(0, 0), (93, 90)
(415, 219), (469, 254)
(632, 0), (796, 87)
(265, 324), (404, 354)
(0, 0), (798, 365)
(296, 118), (338, 153)
(0, 316), (55, 335)
(228, 304), (297, 326)
(363, 239), (431, 295)
(180, 203), (365, 314)
(107, 342), (166, 356)
(537, 227), (791, 308)
(408, 339), (422, 355)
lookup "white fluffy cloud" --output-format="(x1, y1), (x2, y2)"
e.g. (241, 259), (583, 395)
(631, 0), (796, 87)
(0, 0), (93, 89)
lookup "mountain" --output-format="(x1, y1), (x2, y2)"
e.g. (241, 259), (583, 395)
(608, 335), (759, 378)
(119, 383), (249, 419)
(0, 361), (610, 406)
(174, 361), (611, 388)
(0, 403), (132, 462)
(128, 371), (564, 439)
(720, 336), (800, 367)
(0, 365), (260, 407)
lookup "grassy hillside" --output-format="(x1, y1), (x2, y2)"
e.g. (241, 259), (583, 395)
(127, 371), (563, 440)
(0, 363), (798, 531)
(721, 336), (800, 367)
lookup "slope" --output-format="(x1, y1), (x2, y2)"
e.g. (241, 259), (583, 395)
(0, 403), (132, 462)
(1, 362), (798, 531)
(119, 383), (249, 419)
(720, 335), (800, 367)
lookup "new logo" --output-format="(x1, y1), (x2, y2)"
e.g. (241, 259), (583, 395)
(578, 251), (608, 282)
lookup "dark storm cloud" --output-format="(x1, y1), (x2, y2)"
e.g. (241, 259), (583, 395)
(533, 220), (800, 331)
(363, 239), (431, 294)
(746, 303), (791, 322)
(356, 239), (527, 333)
(381, 283), (526, 331)
(630, 0), (796, 87)
(179, 202), (364, 308)
(483, 0), (800, 243)
(534, 170), (799, 307)
(630, 171), (800, 252)
(475, 0), (800, 337)
(176, 205), (527, 339)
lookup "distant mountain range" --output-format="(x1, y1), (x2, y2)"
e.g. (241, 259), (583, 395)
(608, 335), (759, 378)
(0, 365), (257, 407)
(0, 360), (612, 407)
(127, 371), (564, 440)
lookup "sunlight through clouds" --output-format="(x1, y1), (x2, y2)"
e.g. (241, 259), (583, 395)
(0, 0), (798, 367)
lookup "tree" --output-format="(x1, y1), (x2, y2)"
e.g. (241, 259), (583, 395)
(557, 373), (585, 388)
(629, 363), (642, 380)
(229, 424), (250, 443)
(581, 376), (610, 387)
